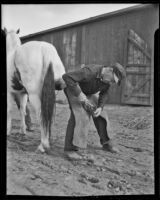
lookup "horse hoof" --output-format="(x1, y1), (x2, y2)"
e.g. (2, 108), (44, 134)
(36, 148), (51, 154)
(36, 144), (50, 153)
(37, 144), (45, 153)
(42, 141), (50, 151)
(35, 148), (45, 154)
(44, 147), (51, 154)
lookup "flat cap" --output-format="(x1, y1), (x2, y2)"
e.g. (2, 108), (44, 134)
(112, 63), (126, 85)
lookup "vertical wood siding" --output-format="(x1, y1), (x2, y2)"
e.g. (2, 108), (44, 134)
(21, 5), (159, 105)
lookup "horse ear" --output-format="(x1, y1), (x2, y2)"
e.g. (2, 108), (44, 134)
(4, 27), (7, 34)
(16, 28), (20, 34)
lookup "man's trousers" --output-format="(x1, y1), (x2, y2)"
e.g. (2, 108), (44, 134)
(64, 88), (111, 149)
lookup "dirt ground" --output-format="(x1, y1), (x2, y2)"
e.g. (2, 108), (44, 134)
(7, 96), (154, 196)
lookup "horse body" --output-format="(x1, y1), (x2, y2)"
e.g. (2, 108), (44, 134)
(7, 30), (21, 92)
(6, 29), (66, 153)
(6, 29), (28, 136)
(15, 41), (65, 94)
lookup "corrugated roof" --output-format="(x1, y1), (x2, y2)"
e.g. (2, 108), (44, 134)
(21, 4), (154, 40)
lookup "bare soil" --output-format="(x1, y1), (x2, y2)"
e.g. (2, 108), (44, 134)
(7, 100), (154, 196)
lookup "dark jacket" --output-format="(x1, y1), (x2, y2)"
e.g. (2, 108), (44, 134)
(62, 64), (110, 108)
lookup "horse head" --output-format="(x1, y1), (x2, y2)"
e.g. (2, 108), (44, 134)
(5, 28), (21, 52)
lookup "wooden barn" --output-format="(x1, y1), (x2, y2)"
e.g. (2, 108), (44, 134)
(21, 4), (159, 106)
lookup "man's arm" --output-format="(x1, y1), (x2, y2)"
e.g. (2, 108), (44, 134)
(62, 67), (93, 97)
(63, 67), (97, 112)
(98, 86), (110, 109)
(93, 87), (110, 117)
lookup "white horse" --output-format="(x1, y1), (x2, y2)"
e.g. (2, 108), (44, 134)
(6, 28), (66, 153)
(6, 28), (29, 136)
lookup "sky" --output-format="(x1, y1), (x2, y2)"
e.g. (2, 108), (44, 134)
(2, 4), (139, 37)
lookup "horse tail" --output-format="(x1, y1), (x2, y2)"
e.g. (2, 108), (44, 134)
(41, 62), (55, 138)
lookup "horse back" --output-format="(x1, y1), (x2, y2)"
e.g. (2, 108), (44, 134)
(14, 43), (45, 93)
(18, 41), (65, 80)
(14, 41), (65, 92)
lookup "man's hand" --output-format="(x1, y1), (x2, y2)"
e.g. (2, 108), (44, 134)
(78, 92), (96, 114)
(93, 107), (102, 117)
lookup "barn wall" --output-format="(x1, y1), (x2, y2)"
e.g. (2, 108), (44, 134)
(79, 5), (159, 104)
(80, 16), (128, 103)
(21, 5), (159, 104)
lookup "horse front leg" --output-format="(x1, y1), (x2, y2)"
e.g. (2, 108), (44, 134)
(29, 94), (50, 153)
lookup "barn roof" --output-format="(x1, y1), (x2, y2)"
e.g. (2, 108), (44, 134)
(21, 4), (156, 40)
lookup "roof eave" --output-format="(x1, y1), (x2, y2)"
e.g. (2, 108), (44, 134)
(21, 4), (154, 40)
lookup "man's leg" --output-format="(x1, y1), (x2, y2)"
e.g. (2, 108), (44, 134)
(89, 95), (118, 153)
(92, 116), (110, 144)
(64, 110), (79, 151)
(64, 88), (79, 151)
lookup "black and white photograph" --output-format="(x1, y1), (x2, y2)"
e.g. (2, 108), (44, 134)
(1, 3), (159, 197)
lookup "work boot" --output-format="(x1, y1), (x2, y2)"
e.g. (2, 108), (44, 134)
(102, 140), (119, 153)
(64, 144), (79, 152)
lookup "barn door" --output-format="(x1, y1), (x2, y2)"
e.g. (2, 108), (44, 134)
(121, 29), (152, 105)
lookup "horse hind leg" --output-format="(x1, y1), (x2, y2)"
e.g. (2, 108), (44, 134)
(19, 93), (28, 134)
(29, 94), (50, 153)
(14, 93), (32, 131)
(7, 93), (14, 135)
(37, 62), (55, 153)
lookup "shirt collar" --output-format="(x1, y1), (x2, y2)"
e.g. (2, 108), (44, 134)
(96, 66), (104, 79)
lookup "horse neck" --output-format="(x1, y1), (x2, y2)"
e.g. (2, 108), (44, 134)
(7, 42), (21, 53)
(6, 32), (21, 53)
